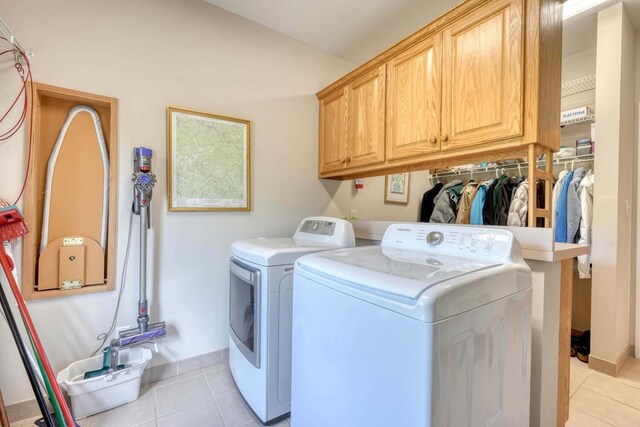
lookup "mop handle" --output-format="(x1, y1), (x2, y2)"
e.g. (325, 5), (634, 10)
(0, 274), (55, 427)
(0, 246), (75, 427)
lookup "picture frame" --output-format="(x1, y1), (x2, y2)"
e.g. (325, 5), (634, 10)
(384, 172), (410, 205)
(167, 106), (251, 211)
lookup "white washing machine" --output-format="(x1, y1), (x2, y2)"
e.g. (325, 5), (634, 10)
(229, 217), (355, 425)
(291, 223), (532, 427)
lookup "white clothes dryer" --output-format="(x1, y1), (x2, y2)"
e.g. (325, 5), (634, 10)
(291, 223), (532, 427)
(229, 217), (355, 425)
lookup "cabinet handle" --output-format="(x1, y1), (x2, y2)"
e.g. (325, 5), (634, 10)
(429, 137), (437, 144)
(441, 135), (449, 142)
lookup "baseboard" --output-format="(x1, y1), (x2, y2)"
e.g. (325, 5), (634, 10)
(6, 347), (229, 423)
(590, 344), (634, 377)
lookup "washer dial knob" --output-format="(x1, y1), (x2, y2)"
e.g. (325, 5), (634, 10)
(426, 231), (444, 246)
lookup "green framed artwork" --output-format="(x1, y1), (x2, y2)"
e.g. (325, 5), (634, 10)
(167, 106), (251, 211)
(384, 172), (410, 205)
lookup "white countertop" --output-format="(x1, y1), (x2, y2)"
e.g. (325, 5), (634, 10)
(351, 220), (589, 262)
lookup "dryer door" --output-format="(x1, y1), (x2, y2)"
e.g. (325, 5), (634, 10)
(229, 258), (261, 368)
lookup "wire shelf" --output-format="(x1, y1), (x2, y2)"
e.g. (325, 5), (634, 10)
(431, 154), (594, 180)
(561, 74), (596, 97)
(561, 113), (595, 128)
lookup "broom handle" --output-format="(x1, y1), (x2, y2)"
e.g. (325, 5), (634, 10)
(0, 246), (75, 427)
(0, 272), (54, 426)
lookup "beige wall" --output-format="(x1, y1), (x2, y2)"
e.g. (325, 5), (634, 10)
(0, 0), (354, 405)
(322, 171), (432, 221)
(591, 2), (636, 366)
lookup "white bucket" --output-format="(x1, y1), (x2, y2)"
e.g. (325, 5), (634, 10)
(56, 347), (152, 419)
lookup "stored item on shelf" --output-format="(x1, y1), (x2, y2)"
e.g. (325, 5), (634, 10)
(576, 145), (591, 156)
(554, 146), (576, 159)
(561, 106), (594, 122)
(576, 137), (592, 156)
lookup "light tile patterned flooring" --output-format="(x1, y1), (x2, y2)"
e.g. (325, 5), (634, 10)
(11, 357), (640, 426)
(10, 360), (289, 427)
(567, 356), (640, 426)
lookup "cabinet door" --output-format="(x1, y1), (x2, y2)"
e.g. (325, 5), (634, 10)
(319, 87), (349, 173)
(441, 0), (523, 151)
(347, 65), (386, 169)
(386, 36), (441, 161)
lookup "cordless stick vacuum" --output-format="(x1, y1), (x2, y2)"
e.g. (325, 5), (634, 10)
(100, 148), (166, 373)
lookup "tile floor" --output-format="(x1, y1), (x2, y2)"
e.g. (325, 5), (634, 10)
(11, 357), (640, 426)
(567, 356), (640, 426)
(10, 360), (289, 427)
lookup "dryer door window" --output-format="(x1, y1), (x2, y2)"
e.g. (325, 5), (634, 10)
(229, 259), (261, 368)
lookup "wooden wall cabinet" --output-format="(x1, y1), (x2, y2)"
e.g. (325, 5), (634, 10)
(319, 87), (349, 173)
(316, 0), (561, 180)
(319, 65), (385, 174)
(386, 36), (441, 161)
(441, 0), (523, 151)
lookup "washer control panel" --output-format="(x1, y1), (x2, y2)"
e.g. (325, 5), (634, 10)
(382, 224), (514, 259)
(426, 231), (444, 246)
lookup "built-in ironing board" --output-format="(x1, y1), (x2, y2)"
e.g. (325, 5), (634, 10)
(38, 105), (109, 290)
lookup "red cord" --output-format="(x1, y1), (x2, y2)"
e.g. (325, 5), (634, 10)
(0, 246), (76, 427)
(0, 37), (34, 205)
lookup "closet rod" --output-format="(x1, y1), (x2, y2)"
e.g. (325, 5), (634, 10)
(431, 154), (594, 180)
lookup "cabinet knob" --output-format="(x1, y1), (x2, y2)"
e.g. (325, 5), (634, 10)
(441, 134), (449, 142)
(429, 137), (437, 144)
(341, 158), (346, 163)
(345, 157), (351, 164)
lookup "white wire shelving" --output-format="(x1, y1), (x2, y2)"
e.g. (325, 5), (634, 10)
(430, 154), (594, 180)
(561, 74), (596, 97)
(561, 113), (596, 128)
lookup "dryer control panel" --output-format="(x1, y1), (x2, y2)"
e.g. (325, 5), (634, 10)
(382, 224), (515, 261)
(294, 216), (355, 247)
(298, 219), (336, 236)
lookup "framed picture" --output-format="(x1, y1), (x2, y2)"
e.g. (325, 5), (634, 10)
(167, 106), (250, 211)
(384, 172), (410, 205)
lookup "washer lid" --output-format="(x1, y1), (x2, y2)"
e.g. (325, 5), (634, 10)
(231, 237), (345, 266)
(296, 246), (500, 300)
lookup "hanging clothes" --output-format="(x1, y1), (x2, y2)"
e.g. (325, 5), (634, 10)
(482, 176), (504, 225)
(429, 180), (463, 224)
(496, 176), (523, 225)
(469, 181), (491, 225)
(551, 170), (570, 229)
(566, 167), (587, 243)
(536, 180), (545, 227)
(555, 170), (574, 243)
(455, 181), (478, 224)
(577, 171), (594, 278)
(420, 182), (443, 222)
(507, 180), (529, 227)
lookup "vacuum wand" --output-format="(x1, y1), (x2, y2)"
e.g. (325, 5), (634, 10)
(112, 147), (166, 350)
